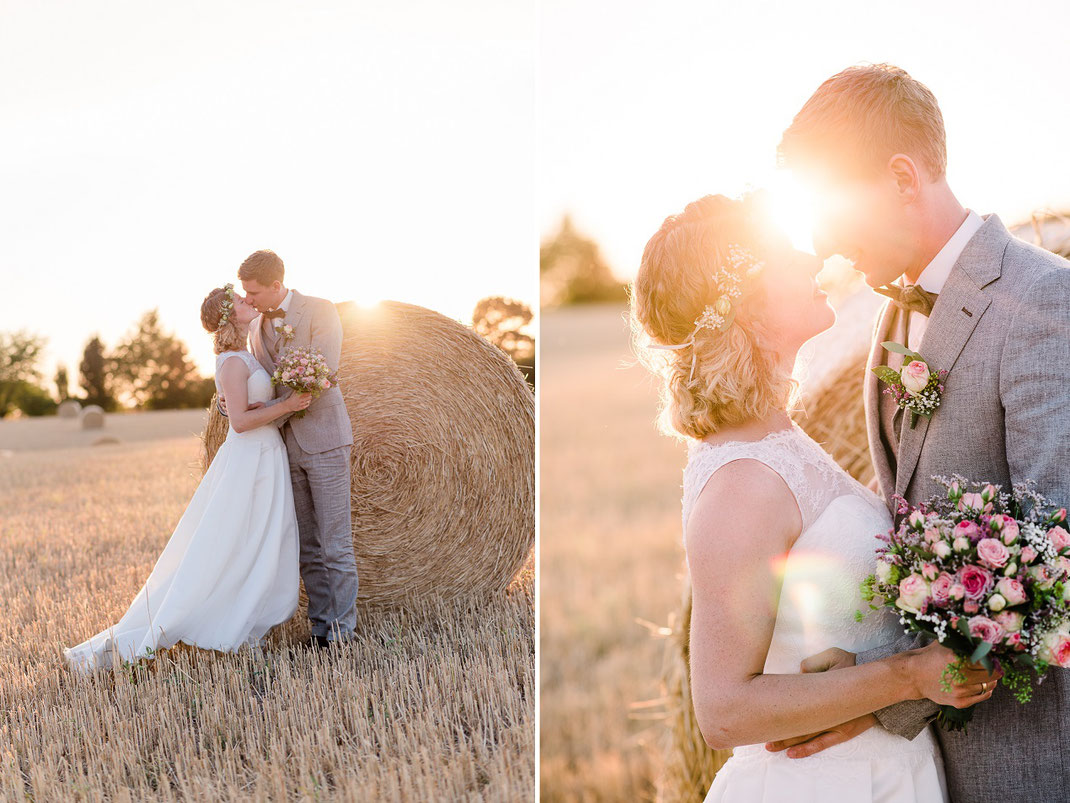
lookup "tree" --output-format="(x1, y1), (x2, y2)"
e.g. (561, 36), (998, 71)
(111, 310), (205, 409)
(55, 363), (70, 402)
(472, 296), (535, 391)
(80, 335), (119, 411)
(540, 215), (627, 307)
(0, 330), (47, 417)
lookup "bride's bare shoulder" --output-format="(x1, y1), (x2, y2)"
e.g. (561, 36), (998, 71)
(686, 458), (801, 557)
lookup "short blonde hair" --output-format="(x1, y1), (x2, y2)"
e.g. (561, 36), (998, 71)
(238, 249), (285, 285)
(779, 63), (947, 180)
(630, 193), (795, 441)
(200, 287), (246, 355)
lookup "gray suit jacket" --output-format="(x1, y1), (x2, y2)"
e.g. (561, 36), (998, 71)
(250, 289), (354, 455)
(858, 214), (1070, 802)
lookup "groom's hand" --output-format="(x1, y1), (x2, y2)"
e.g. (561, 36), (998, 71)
(765, 714), (878, 758)
(763, 647), (873, 758)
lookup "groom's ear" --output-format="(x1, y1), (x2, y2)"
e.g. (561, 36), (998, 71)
(887, 154), (920, 202)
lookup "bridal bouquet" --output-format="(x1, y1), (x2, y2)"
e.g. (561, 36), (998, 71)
(271, 346), (337, 419)
(859, 477), (1070, 731)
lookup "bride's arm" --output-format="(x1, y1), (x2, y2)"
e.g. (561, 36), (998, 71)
(218, 358), (310, 432)
(687, 458), (996, 750)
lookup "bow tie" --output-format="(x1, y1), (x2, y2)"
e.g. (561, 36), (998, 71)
(262, 308), (286, 320)
(874, 282), (939, 317)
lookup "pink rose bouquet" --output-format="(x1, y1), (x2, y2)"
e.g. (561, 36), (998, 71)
(860, 477), (1070, 731)
(270, 346), (337, 419)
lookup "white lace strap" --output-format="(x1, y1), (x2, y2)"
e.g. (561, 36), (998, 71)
(681, 433), (815, 538)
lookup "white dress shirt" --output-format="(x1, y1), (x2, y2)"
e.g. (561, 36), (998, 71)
(906, 209), (983, 352)
(276, 288), (294, 314)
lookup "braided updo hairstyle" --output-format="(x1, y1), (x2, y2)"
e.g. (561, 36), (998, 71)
(630, 192), (796, 440)
(200, 287), (247, 355)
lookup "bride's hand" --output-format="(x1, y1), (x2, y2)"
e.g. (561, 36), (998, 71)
(904, 641), (1001, 708)
(285, 392), (313, 412)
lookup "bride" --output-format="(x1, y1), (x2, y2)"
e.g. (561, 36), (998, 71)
(631, 193), (1000, 801)
(64, 284), (312, 673)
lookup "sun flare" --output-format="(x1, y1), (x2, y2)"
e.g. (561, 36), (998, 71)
(769, 173), (818, 255)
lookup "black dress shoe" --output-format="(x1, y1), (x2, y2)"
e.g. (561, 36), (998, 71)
(311, 635), (331, 649)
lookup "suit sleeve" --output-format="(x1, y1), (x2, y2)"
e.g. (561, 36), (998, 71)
(855, 631), (939, 738)
(266, 299), (344, 430)
(999, 266), (1070, 510)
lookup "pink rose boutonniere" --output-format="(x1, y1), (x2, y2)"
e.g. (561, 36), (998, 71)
(871, 341), (948, 429)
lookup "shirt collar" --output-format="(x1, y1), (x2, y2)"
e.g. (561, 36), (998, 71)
(277, 288), (294, 313)
(913, 209), (984, 293)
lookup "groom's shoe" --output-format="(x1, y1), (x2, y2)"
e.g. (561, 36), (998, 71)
(311, 635), (331, 649)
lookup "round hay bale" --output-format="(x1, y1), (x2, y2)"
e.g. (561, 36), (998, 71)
(657, 316), (877, 802)
(80, 405), (105, 430)
(201, 300), (535, 605)
(58, 399), (82, 419)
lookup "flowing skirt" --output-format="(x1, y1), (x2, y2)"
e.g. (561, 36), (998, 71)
(64, 424), (300, 673)
(704, 725), (948, 803)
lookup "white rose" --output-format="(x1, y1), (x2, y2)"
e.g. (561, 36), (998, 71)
(900, 360), (931, 396)
(987, 593), (1007, 612)
(933, 540), (952, 558)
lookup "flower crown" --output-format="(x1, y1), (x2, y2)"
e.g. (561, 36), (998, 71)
(216, 283), (236, 330)
(646, 243), (766, 382)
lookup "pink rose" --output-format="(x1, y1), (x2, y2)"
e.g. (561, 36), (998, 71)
(921, 563), (938, 581)
(995, 576), (1028, 606)
(897, 574), (930, 613)
(1048, 526), (1070, 553)
(1044, 632), (1070, 668)
(930, 572), (954, 606)
(933, 540), (952, 558)
(990, 515), (1020, 544)
(957, 565), (995, 600)
(1057, 556), (1070, 577)
(1005, 632), (1025, 651)
(968, 615), (1005, 644)
(1021, 546), (1038, 565)
(950, 583), (966, 600)
(908, 511), (927, 529)
(901, 360), (931, 395)
(977, 538), (1010, 569)
(959, 493), (986, 513)
(954, 520), (980, 541)
(964, 600), (980, 614)
(993, 610), (1025, 633)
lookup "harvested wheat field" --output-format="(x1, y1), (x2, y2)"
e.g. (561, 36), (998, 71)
(539, 292), (876, 802)
(0, 424), (534, 801)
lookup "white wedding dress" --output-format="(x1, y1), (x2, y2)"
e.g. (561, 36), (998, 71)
(64, 350), (300, 674)
(684, 422), (948, 802)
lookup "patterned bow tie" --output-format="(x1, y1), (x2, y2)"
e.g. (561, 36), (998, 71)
(874, 283), (939, 316)
(262, 308), (286, 320)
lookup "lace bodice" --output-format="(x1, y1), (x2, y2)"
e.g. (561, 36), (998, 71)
(215, 350), (274, 407)
(682, 421), (901, 673)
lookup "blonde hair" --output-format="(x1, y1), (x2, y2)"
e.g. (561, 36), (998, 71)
(200, 287), (247, 355)
(778, 63), (947, 180)
(630, 193), (795, 441)
(238, 249), (285, 285)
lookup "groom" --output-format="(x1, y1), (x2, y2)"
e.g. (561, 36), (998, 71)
(220, 249), (358, 647)
(771, 65), (1070, 801)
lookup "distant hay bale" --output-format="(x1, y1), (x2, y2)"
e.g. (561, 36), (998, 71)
(58, 400), (82, 419)
(80, 405), (105, 430)
(202, 300), (535, 606)
(656, 335), (875, 802)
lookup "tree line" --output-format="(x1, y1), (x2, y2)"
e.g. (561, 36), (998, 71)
(1, 298), (535, 418)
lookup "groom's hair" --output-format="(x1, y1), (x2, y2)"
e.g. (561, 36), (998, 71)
(238, 249), (285, 285)
(778, 63), (947, 181)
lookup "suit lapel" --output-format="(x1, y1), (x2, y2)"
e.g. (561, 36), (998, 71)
(893, 214), (1009, 497)
(865, 299), (897, 502)
(251, 314), (275, 375)
(286, 290), (306, 338)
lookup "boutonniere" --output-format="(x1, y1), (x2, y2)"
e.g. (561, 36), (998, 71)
(871, 341), (948, 429)
(273, 321), (296, 345)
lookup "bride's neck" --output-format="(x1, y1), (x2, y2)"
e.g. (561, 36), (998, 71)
(701, 409), (793, 446)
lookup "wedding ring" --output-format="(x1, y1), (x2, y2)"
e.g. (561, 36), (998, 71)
(981, 681), (988, 693)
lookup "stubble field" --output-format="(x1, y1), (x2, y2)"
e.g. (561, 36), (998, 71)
(0, 415), (534, 801)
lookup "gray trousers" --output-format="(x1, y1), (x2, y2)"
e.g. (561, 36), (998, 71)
(283, 425), (358, 640)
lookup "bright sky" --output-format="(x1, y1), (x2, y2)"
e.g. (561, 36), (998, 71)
(539, 0), (1070, 279)
(2, 0), (535, 385)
